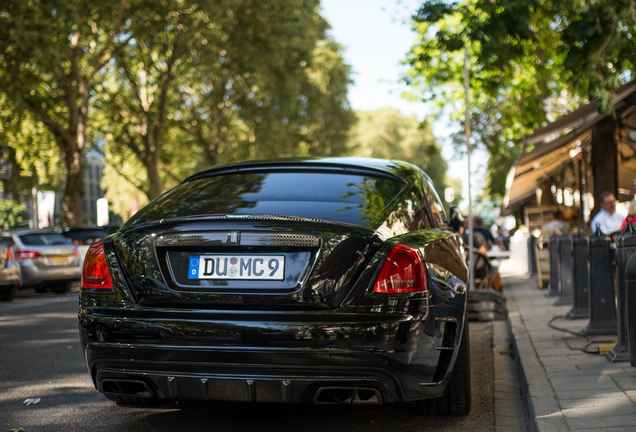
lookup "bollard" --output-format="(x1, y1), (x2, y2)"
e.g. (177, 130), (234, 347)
(607, 221), (636, 362)
(528, 235), (538, 276)
(555, 232), (574, 305)
(567, 228), (589, 319)
(582, 226), (617, 335)
(547, 232), (561, 297)
(625, 249), (636, 366)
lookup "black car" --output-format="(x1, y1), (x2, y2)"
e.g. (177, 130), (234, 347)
(78, 158), (470, 414)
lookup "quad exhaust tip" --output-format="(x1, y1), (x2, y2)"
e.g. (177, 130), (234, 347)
(313, 387), (382, 405)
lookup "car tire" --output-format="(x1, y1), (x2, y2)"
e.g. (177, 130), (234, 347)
(0, 285), (18, 302)
(51, 283), (72, 294)
(415, 318), (471, 415)
(35, 286), (49, 294)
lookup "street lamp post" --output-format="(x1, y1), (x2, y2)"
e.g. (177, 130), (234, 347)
(464, 46), (475, 292)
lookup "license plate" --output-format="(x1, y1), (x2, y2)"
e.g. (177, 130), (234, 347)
(48, 256), (69, 265)
(188, 255), (285, 280)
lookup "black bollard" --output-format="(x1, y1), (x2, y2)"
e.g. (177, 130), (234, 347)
(625, 249), (636, 366)
(582, 226), (617, 335)
(548, 232), (561, 297)
(528, 235), (538, 276)
(567, 228), (589, 319)
(556, 232), (574, 305)
(607, 221), (636, 362)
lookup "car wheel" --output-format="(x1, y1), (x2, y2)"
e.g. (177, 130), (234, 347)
(0, 285), (18, 302)
(51, 283), (72, 294)
(35, 286), (49, 294)
(416, 318), (471, 415)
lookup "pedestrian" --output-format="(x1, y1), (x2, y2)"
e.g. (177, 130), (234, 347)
(542, 211), (570, 233)
(590, 191), (624, 235)
(473, 215), (495, 249)
(620, 198), (636, 230)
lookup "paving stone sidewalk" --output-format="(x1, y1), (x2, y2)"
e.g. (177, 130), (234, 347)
(503, 275), (636, 431)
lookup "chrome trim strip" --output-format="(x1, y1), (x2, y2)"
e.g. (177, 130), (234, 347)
(156, 232), (321, 248)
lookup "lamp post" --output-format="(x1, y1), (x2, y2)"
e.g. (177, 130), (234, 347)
(464, 46), (474, 292)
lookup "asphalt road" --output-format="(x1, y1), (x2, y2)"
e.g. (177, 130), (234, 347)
(0, 291), (495, 432)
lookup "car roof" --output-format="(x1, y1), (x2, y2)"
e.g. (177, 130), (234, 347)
(184, 157), (417, 184)
(1, 229), (59, 236)
(64, 227), (107, 232)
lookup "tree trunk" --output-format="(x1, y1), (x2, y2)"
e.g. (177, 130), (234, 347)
(591, 116), (617, 215)
(145, 149), (162, 201)
(62, 150), (85, 227)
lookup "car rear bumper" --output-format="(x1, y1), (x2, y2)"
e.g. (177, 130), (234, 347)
(79, 300), (467, 404)
(0, 262), (21, 287)
(92, 357), (400, 404)
(19, 262), (81, 287)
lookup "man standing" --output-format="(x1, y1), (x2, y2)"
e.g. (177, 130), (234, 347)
(591, 191), (624, 235)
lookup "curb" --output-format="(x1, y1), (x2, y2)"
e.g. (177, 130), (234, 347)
(505, 289), (569, 431)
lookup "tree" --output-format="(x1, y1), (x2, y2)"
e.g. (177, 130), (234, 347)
(96, 0), (220, 201)
(0, 97), (63, 203)
(0, 0), (149, 226)
(0, 200), (27, 229)
(403, 0), (636, 199)
(98, 0), (355, 203)
(348, 108), (450, 197)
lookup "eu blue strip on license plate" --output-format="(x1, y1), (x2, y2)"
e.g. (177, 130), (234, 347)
(188, 255), (285, 280)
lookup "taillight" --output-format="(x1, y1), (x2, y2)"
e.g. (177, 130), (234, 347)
(6, 247), (13, 260)
(374, 244), (427, 293)
(15, 250), (43, 260)
(73, 248), (79, 257)
(82, 242), (113, 289)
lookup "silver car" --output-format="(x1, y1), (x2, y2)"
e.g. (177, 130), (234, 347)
(0, 229), (81, 294)
(0, 242), (20, 301)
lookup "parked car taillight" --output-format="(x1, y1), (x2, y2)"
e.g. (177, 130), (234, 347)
(73, 248), (79, 257)
(15, 250), (43, 260)
(82, 243), (113, 289)
(374, 244), (427, 294)
(6, 247), (13, 261)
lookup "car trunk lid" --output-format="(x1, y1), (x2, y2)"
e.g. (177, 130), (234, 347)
(113, 218), (381, 310)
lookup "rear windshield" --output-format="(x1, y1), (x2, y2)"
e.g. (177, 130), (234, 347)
(130, 172), (407, 228)
(20, 233), (72, 246)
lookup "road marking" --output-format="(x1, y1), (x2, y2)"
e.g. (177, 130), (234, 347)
(0, 294), (79, 312)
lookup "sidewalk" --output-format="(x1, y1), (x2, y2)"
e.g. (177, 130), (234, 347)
(504, 275), (636, 431)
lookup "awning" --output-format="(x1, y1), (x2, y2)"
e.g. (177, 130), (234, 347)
(503, 79), (636, 214)
(503, 130), (590, 212)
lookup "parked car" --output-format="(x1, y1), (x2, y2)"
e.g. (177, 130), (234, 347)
(0, 242), (21, 301)
(100, 223), (123, 236)
(62, 227), (109, 268)
(0, 229), (81, 294)
(78, 158), (470, 414)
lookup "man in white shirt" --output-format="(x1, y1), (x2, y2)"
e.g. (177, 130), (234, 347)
(590, 191), (624, 235)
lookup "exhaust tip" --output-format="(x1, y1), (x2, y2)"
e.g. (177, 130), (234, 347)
(314, 387), (382, 405)
(101, 379), (154, 398)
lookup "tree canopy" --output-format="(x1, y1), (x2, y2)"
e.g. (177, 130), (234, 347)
(347, 108), (452, 201)
(404, 0), (636, 199)
(0, 0), (152, 225)
(1, 0), (356, 221)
